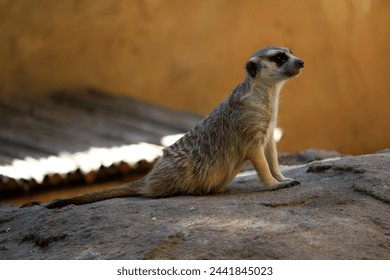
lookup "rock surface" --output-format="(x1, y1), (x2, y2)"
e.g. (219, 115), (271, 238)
(0, 150), (389, 259)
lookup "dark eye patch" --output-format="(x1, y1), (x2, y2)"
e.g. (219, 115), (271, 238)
(270, 53), (288, 66)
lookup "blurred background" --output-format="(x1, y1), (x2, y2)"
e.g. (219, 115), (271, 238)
(0, 0), (389, 155)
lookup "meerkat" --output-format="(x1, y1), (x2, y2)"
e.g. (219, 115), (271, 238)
(46, 46), (304, 208)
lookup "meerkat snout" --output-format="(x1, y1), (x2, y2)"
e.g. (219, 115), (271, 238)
(285, 59), (304, 77)
(295, 59), (304, 68)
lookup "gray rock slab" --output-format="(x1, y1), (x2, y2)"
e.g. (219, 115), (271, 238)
(0, 151), (389, 259)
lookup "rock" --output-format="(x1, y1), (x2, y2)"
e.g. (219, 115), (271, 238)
(279, 149), (345, 165)
(0, 150), (389, 259)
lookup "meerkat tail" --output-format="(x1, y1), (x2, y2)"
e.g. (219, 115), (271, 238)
(45, 180), (143, 209)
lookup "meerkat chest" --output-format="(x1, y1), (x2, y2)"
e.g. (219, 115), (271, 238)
(269, 96), (279, 128)
(243, 85), (282, 142)
(250, 86), (279, 120)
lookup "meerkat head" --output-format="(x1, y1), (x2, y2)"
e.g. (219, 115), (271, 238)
(245, 46), (304, 84)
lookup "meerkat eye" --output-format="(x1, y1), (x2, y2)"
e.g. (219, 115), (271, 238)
(270, 53), (288, 66)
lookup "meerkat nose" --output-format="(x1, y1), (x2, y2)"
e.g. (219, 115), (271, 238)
(295, 59), (304, 68)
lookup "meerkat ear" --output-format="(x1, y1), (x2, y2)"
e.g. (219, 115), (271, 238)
(245, 60), (259, 78)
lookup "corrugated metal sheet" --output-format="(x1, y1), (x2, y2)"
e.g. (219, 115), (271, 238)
(0, 89), (202, 197)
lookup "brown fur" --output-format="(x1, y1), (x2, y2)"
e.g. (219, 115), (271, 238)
(46, 46), (304, 209)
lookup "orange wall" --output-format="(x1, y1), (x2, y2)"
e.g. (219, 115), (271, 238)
(0, 0), (389, 154)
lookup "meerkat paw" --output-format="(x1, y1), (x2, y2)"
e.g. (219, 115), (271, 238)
(272, 178), (300, 190)
(279, 178), (300, 188)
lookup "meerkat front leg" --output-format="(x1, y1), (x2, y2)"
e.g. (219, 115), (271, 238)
(264, 137), (285, 181)
(264, 138), (300, 187)
(250, 145), (299, 190)
(249, 147), (279, 189)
